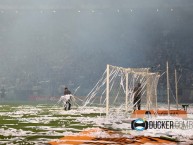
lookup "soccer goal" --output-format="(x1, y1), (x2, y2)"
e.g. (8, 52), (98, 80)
(83, 64), (160, 116)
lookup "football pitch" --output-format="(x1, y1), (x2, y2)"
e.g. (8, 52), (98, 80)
(1, 103), (193, 144)
(0, 104), (105, 144)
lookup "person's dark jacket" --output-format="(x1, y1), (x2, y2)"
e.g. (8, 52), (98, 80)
(134, 86), (141, 103)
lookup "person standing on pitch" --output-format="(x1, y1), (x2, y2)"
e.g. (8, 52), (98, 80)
(133, 83), (142, 111)
(64, 87), (72, 110)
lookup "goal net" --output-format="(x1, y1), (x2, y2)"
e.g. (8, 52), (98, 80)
(83, 64), (160, 115)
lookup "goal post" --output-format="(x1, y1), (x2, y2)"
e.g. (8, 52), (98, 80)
(83, 64), (160, 116)
(125, 72), (129, 113)
(106, 64), (110, 116)
(105, 64), (160, 115)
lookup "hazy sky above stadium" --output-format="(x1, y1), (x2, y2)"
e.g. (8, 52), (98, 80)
(0, 0), (193, 94)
